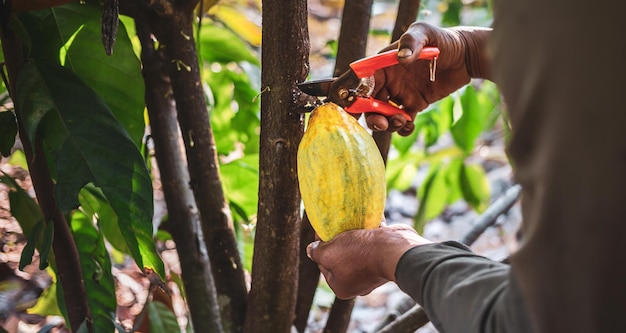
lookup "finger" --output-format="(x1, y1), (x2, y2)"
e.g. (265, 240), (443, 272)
(306, 240), (320, 261)
(366, 114), (389, 132)
(398, 121), (416, 136)
(386, 113), (408, 132)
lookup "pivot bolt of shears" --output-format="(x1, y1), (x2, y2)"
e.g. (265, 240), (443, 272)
(338, 88), (350, 100)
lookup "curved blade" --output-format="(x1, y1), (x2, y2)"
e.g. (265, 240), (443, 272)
(297, 78), (335, 96)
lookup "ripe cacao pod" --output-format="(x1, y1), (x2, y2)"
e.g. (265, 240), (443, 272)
(297, 102), (386, 241)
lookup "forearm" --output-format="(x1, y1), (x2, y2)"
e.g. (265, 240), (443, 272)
(395, 242), (531, 333)
(450, 27), (493, 81)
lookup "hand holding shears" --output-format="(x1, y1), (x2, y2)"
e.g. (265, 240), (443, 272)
(297, 47), (440, 121)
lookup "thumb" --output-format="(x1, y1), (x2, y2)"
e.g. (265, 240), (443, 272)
(306, 240), (321, 262)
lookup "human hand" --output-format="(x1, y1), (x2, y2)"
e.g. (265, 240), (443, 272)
(306, 224), (432, 300)
(367, 22), (492, 135)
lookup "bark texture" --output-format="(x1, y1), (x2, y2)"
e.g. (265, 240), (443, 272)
(243, 0), (310, 332)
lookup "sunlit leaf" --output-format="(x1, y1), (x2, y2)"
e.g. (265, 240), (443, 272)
(386, 151), (422, 192)
(19, 2), (146, 147)
(70, 210), (117, 333)
(221, 154), (259, 221)
(79, 184), (131, 254)
(391, 127), (419, 155)
(209, 5), (262, 47)
(207, 67), (260, 155)
(460, 162), (490, 212)
(451, 85), (494, 153)
(15, 61), (164, 278)
(27, 268), (62, 316)
(443, 157), (464, 204)
(415, 162), (448, 232)
(149, 302), (182, 333)
(7, 149), (28, 170)
(0, 111), (17, 157)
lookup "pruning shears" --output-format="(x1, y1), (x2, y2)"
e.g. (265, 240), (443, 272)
(297, 47), (440, 121)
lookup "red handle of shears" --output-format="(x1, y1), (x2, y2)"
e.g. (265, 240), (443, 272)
(349, 46), (440, 78)
(346, 97), (412, 121)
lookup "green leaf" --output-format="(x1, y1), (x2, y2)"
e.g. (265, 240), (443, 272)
(451, 85), (494, 153)
(0, 111), (17, 157)
(27, 268), (63, 316)
(19, 220), (44, 270)
(200, 22), (260, 65)
(414, 97), (452, 148)
(415, 162), (449, 232)
(15, 61), (164, 278)
(39, 220), (54, 269)
(18, 2), (145, 147)
(386, 151), (422, 192)
(149, 302), (182, 333)
(391, 128), (419, 155)
(79, 184), (130, 254)
(441, 0), (463, 26)
(207, 67), (260, 155)
(460, 162), (491, 212)
(220, 154), (259, 221)
(443, 157), (464, 204)
(70, 210), (117, 333)
(0, 173), (43, 237)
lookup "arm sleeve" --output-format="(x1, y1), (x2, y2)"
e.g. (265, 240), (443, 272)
(395, 241), (532, 333)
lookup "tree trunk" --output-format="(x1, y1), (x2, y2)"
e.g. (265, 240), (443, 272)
(136, 22), (224, 333)
(0, 15), (91, 333)
(243, 0), (310, 332)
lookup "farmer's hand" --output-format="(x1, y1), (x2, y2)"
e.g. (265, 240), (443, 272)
(367, 22), (492, 135)
(306, 224), (432, 300)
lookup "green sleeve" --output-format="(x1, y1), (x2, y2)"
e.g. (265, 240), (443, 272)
(395, 241), (532, 333)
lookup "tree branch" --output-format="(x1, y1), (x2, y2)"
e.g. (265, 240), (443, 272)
(243, 1), (309, 332)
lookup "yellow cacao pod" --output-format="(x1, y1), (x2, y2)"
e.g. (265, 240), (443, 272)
(297, 102), (386, 241)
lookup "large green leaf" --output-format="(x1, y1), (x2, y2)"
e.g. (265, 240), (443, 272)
(70, 210), (117, 333)
(15, 61), (164, 278)
(18, 1), (145, 147)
